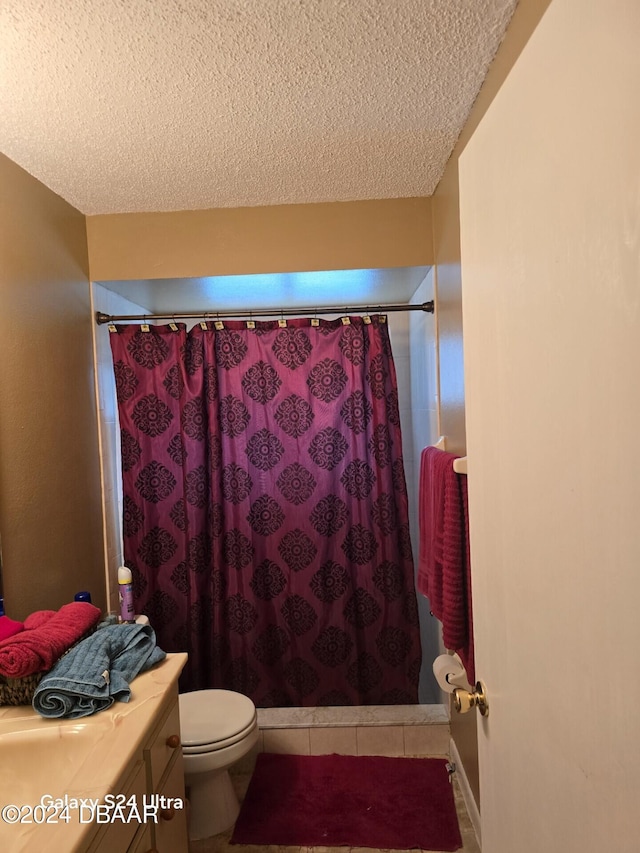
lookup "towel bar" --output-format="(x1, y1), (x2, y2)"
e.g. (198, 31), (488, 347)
(433, 438), (467, 475)
(452, 457), (467, 475)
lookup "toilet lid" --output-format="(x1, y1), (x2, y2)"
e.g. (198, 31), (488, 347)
(179, 689), (257, 748)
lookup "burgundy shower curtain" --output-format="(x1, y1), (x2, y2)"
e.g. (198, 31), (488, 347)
(110, 315), (421, 705)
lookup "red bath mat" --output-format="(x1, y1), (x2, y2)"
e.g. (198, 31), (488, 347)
(231, 753), (463, 851)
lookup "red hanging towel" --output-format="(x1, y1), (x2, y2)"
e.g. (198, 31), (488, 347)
(418, 446), (475, 683)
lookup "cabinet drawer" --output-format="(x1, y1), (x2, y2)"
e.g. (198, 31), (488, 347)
(87, 759), (146, 853)
(151, 750), (188, 853)
(145, 697), (182, 790)
(127, 822), (153, 853)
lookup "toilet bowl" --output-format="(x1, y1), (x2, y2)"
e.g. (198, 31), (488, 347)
(179, 688), (259, 840)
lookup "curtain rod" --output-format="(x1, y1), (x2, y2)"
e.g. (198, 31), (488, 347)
(95, 301), (434, 325)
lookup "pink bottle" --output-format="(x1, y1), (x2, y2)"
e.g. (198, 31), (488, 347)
(118, 567), (135, 623)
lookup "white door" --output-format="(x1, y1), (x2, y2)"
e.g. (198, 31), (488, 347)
(458, 1), (640, 851)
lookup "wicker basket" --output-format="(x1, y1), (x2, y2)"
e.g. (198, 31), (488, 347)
(0, 672), (43, 706)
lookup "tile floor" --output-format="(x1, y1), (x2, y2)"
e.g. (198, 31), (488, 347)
(188, 760), (481, 853)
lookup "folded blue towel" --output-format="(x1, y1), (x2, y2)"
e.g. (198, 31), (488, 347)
(32, 623), (166, 719)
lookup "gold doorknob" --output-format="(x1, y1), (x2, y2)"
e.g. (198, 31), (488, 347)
(453, 681), (489, 717)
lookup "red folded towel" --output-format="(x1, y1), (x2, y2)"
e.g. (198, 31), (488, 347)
(24, 610), (56, 630)
(0, 602), (101, 678)
(0, 615), (24, 643)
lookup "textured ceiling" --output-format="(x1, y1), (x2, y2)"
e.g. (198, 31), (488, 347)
(0, 0), (518, 216)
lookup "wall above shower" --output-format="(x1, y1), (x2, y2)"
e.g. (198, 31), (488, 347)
(97, 266), (430, 316)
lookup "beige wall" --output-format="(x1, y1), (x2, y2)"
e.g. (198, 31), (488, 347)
(430, 0), (553, 811)
(86, 197), (433, 281)
(433, 0), (553, 454)
(0, 154), (105, 618)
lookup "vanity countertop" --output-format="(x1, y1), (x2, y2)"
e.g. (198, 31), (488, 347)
(0, 652), (187, 852)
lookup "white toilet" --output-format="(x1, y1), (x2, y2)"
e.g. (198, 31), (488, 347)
(179, 688), (259, 840)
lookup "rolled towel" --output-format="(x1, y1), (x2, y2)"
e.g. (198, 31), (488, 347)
(33, 623), (166, 719)
(0, 602), (102, 678)
(24, 610), (57, 630)
(0, 615), (25, 643)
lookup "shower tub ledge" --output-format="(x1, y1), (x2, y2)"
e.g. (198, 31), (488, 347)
(241, 703), (451, 763)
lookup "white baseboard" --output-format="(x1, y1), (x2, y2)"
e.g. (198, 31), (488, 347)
(450, 736), (482, 848)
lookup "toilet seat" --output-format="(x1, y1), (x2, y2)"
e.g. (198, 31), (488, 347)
(179, 689), (257, 754)
(181, 713), (257, 754)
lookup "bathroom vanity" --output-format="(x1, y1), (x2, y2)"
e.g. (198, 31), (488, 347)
(0, 653), (188, 852)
